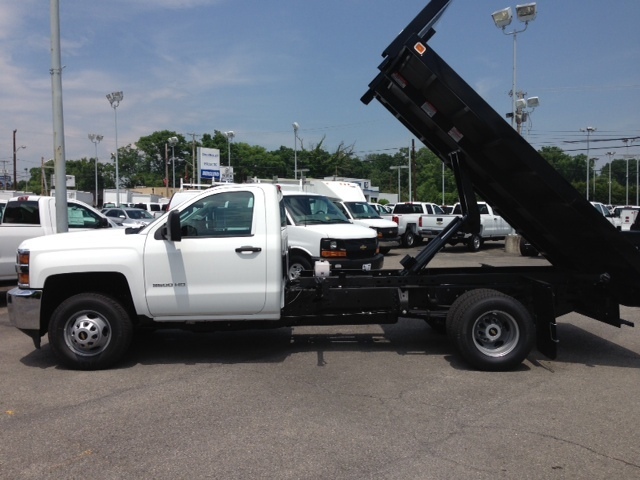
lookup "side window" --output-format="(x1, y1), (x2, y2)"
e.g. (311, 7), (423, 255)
(68, 204), (103, 229)
(180, 191), (254, 238)
(279, 199), (287, 228)
(333, 202), (348, 217)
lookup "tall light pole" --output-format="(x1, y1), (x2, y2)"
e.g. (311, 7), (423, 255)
(13, 145), (26, 189)
(389, 165), (409, 202)
(224, 131), (235, 167)
(293, 122), (299, 179)
(622, 138), (637, 206)
(606, 151), (615, 206)
(12, 130), (27, 188)
(581, 126), (596, 200)
(167, 136), (178, 189)
(106, 91), (123, 206)
(491, 3), (537, 131)
(88, 134), (103, 206)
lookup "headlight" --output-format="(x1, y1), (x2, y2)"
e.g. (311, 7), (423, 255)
(16, 249), (30, 287)
(320, 239), (347, 258)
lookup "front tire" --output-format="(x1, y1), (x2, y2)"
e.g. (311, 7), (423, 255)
(288, 255), (312, 280)
(447, 289), (534, 371)
(48, 293), (133, 370)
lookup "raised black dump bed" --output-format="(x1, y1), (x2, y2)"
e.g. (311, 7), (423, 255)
(362, 0), (640, 308)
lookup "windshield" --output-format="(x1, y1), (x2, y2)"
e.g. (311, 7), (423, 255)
(284, 195), (349, 225)
(126, 209), (154, 220)
(345, 201), (381, 219)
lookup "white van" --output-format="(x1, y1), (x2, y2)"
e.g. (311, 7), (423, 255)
(281, 191), (383, 278)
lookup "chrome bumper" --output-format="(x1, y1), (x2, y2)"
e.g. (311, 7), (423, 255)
(7, 287), (42, 330)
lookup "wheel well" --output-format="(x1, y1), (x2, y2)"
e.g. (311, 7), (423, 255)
(40, 272), (136, 334)
(289, 248), (312, 262)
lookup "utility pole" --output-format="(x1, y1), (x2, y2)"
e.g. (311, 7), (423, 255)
(50, 0), (68, 232)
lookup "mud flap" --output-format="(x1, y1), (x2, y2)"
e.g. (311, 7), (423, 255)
(532, 282), (558, 359)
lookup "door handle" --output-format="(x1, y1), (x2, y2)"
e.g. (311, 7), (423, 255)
(235, 246), (262, 253)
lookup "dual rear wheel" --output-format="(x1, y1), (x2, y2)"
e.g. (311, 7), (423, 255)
(445, 289), (535, 371)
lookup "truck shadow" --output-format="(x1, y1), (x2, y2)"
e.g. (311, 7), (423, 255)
(127, 320), (640, 371)
(123, 318), (453, 368)
(17, 319), (640, 371)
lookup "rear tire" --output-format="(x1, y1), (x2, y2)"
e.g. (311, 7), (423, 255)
(467, 234), (482, 252)
(403, 230), (416, 248)
(447, 289), (534, 371)
(519, 235), (539, 257)
(48, 293), (133, 370)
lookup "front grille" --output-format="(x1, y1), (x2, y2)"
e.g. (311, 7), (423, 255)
(378, 227), (398, 238)
(344, 238), (378, 259)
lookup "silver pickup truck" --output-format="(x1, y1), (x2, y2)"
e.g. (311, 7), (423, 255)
(419, 202), (514, 251)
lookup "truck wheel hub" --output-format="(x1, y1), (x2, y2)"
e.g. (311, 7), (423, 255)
(67, 314), (110, 353)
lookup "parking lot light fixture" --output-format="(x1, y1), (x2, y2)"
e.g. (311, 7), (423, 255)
(390, 165), (409, 202)
(224, 131), (235, 167)
(293, 122), (299, 179)
(581, 127), (596, 200)
(88, 133), (103, 206)
(168, 136), (178, 189)
(106, 91), (123, 206)
(491, 3), (537, 130)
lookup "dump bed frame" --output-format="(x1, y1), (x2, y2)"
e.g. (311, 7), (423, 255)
(362, 0), (640, 307)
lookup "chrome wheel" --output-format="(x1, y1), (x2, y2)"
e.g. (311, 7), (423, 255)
(64, 311), (112, 356)
(472, 310), (520, 357)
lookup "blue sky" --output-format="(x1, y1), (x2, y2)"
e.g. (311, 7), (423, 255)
(1, 0), (639, 183)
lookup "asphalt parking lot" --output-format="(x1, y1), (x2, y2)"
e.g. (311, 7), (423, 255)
(1, 243), (639, 479)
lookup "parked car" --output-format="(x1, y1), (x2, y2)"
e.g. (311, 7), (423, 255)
(591, 202), (622, 230)
(101, 207), (155, 227)
(369, 203), (392, 216)
(0, 199), (6, 223)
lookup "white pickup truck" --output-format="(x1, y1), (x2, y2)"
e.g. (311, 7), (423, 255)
(0, 195), (118, 282)
(389, 202), (444, 247)
(419, 202), (514, 251)
(6, 0), (638, 375)
(2, 183), (540, 372)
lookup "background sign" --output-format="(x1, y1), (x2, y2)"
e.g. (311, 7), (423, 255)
(201, 166), (234, 182)
(197, 147), (220, 182)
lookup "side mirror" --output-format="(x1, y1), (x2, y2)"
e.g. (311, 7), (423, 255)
(166, 210), (182, 242)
